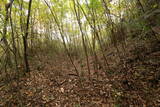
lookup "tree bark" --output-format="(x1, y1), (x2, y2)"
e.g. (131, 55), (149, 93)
(23, 0), (33, 72)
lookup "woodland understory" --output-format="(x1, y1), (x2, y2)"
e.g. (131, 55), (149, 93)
(0, 0), (160, 107)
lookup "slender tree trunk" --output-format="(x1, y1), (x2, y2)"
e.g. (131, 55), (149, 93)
(9, 3), (19, 74)
(101, 0), (122, 59)
(44, 0), (80, 79)
(78, 1), (110, 71)
(2, 1), (14, 67)
(73, 0), (91, 80)
(23, 0), (33, 72)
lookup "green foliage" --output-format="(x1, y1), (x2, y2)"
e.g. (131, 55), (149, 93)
(115, 104), (121, 107)
(0, 0), (159, 67)
(89, 0), (101, 9)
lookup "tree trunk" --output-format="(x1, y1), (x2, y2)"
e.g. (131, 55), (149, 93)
(23, 0), (33, 72)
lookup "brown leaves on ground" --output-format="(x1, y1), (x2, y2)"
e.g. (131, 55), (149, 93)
(0, 40), (160, 107)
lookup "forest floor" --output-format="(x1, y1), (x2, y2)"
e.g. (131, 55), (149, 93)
(0, 39), (160, 107)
